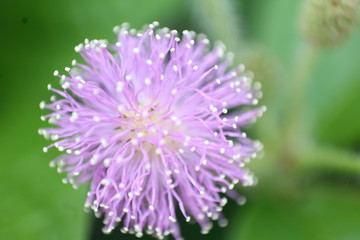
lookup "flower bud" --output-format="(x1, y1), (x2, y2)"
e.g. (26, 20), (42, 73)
(300, 0), (360, 48)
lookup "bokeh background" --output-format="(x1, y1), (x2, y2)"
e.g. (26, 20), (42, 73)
(1, 0), (360, 239)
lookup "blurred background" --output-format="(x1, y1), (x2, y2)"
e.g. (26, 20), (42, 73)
(1, 0), (360, 239)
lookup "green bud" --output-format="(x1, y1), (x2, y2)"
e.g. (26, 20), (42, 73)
(300, 0), (360, 48)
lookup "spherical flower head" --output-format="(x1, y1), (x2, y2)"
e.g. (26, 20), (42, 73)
(40, 22), (265, 240)
(300, 0), (360, 48)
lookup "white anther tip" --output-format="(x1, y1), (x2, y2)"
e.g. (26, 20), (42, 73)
(39, 101), (46, 109)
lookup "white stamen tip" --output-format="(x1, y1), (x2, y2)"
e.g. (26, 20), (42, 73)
(103, 158), (111, 167)
(101, 179), (109, 185)
(168, 216), (176, 223)
(144, 78), (151, 85)
(125, 75), (132, 81)
(100, 138), (108, 148)
(133, 48), (139, 53)
(39, 101), (46, 109)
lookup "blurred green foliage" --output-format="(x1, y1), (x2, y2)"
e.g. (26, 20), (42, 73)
(1, 0), (360, 240)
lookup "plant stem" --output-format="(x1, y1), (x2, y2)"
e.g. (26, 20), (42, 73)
(301, 146), (360, 175)
(283, 43), (318, 145)
(275, 42), (319, 176)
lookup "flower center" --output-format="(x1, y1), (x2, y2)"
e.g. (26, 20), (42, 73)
(119, 103), (182, 154)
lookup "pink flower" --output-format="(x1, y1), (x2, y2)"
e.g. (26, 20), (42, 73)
(40, 22), (265, 240)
